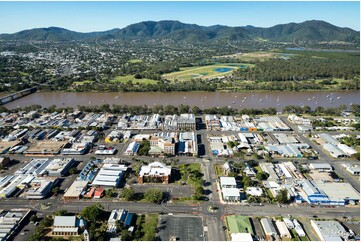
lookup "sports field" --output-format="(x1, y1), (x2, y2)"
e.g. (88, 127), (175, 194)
(162, 63), (253, 82)
(110, 75), (158, 84)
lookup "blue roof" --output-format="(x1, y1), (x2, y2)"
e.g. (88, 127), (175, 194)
(178, 142), (185, 153)
(120, 210), (128, 223)
(125, 213), (134, 226)
(132, 143), (140, 152)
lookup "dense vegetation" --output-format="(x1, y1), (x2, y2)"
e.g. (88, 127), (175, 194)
(1, 20), (358, 43)
(234, 51), (359, 82)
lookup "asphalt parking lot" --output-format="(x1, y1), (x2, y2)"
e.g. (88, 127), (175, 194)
(158, 215), (204, 241)
(131, 184), (193, 198)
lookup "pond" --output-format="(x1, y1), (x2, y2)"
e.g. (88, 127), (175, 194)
(214, 67), (233, 73)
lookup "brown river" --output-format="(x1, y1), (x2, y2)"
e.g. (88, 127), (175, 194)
(1, 91), (360, 110)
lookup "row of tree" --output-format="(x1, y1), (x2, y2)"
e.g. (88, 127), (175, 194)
(5, 103), (358, 118)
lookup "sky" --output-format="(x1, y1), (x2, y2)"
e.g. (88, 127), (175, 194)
(0, 1), (359, 33)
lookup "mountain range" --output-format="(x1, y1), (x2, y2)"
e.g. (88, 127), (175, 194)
(0, 20), (359, 43)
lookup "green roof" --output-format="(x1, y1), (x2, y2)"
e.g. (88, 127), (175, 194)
(226, 216), (254, 235)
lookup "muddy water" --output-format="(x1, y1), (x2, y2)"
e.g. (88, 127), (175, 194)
(2, 91), (360, 110)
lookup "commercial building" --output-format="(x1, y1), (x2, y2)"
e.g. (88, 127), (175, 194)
(91, 164), (128, 187)
(138, 162), (171, 184)
(322, 143), (348, 158)
(314, 182), (360, 205)
(205, 115), (221, 131)
(63, 181), (88, 201)
(273, 133), (299, 144)
(163, 114), (196, 130)
(94, 146), (117, 155)
(342, 164), (360, 175)
(25, 177), (56, 199)
(15, 158), (75, 177)
(309, 163), (333, 172)
(124, 142), (140, 156)
(255, 116), (290, 131)
(265, 144), (306, 158)
(178, 132), (197, 156)
(107, 209), (135, 233)
(0, 209), (31, 241)
(61, 142), (90, 155)
(219, 177), (237, 188)
(311, 220), (348, 241)
(222, 188), (240, 202)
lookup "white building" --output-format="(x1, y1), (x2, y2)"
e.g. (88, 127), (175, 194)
(245, 187), (263, 197)
(220, 177), (237, 188)
(311, 220), (348, 241)
(91, 164), (127, 187)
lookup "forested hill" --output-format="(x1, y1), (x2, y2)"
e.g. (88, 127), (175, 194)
(0, 20), (359, 43)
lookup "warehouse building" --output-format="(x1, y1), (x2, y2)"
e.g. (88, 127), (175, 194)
(15, 158), (75, 177)
(25, 177), (56, 199)
(314, 182), (360, 205)
(0, 209), (31, 241)
(309, 163), (333, 172)
(91, 164), (128, 187)
(63, 181), (88, 201)
(342, 164), (360, 175)
(311, 220), (348, 241)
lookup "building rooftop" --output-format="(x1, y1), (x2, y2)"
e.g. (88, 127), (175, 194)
(226, 216), (254, 235)
(314, 182), (360, 201)
(220, 177), (237, 187)
(54, 216), (76, 227)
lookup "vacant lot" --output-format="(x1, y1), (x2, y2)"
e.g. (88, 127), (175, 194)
(158, 215), (204, 241)
(131, 184), (193, 198)
(162, 63), (253, 82)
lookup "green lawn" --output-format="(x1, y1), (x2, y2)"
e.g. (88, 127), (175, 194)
(73, 80), (94, 85)
(128, 59), (143, 64)
(110, 75), (158, 85)
(162, 63), (253, 82)
(134, 214), (158, 241)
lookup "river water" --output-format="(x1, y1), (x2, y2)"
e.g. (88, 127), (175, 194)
(1, 91), (359, 110)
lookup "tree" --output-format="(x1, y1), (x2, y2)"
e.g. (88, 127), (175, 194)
(30, 214), (38, 222)
(256, 172), (269, 181)
(52, 187), (60, 195)
(242, 176), (253, 188)
(144, 188), (163, 203)
(69, 167), (78, 175)
(121, 230), (132, 240)
(81, 204), (103, 222)
(227, 141), (236, 148)
(54, 209), (68, 216)
(121, 187), (134, 201)
(275, 189), (289, 204)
